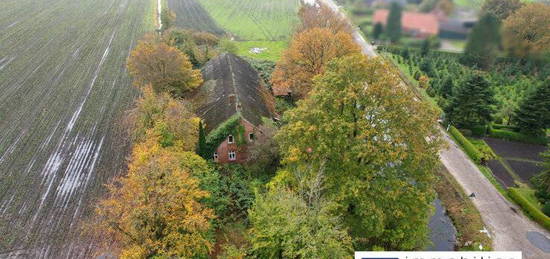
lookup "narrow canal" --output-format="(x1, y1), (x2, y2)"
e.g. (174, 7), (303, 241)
(427, 199), (457, 251)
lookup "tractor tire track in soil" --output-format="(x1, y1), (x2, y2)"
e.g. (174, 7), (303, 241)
(0, 0), (152, 257)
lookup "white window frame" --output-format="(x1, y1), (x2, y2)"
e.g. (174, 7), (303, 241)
(228, 135), (234, 144)
(228, 151), (236, 161)
(213, 152), (218, 161)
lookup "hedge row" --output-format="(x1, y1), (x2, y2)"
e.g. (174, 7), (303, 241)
(449, 126), (482, 163)
(488, 128), (548, 145)
(509, 188), (550, 231)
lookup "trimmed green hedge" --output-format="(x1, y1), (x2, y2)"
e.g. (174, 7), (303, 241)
(449, 126), (482, 163)
(488, 128), (548, 145)
(509, 188), (550, 231)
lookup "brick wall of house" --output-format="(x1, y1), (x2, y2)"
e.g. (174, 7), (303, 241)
(213, 119), (262, 164)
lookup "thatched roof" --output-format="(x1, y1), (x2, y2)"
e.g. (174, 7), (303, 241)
(191, 53), (273, 133)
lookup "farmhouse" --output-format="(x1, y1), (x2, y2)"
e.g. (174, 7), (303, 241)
(191, 53), (275, 163)
(373, 9), (439, 38)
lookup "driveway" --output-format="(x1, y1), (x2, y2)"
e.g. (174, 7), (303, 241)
(319, 0), (550, 257)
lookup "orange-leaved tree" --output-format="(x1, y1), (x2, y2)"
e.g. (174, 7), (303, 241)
(89, 137), (215, 258)
(297, 2), (352, 34)
(502, 3), (550, 58)
(127, 40), (202, 98)
(271, 28), (360, 99)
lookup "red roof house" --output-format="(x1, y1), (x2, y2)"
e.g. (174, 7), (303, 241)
(373, 9), (439, 38)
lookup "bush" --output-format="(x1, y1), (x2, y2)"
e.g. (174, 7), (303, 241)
(488, 128), (548, 145)
(470, 125), (487, 137)
(543, 202), (550, 217)
(509, 188), (550, 230)
(449, 126), (482, 163)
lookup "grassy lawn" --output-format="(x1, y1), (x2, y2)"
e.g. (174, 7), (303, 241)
(235, 41), (287, 62)
(199, 0), (301, 41)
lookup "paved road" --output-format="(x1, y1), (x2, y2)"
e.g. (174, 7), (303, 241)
(319, 0), (550, 257)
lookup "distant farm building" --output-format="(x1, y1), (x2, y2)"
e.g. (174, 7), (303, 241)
(191, 53), (275, 163)
(373, 9), (439, 38)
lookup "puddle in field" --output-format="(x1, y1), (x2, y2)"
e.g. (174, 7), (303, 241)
(427, 199), (457, 251)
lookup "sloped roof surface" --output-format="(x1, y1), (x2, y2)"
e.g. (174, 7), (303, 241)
(373, 9), (439, 35)
(191, 53), (272, 133)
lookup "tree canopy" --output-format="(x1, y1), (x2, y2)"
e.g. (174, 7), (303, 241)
(481, 0), (523, 21)
(386, 2), (402, 43)
(502, 3), (550, 59)
(127, 40), (203, 97)
(271, 28), (361, 98)
(90, 139), (215, 258)
(275, 54), (442, 250)
(461, 14), (501, 70)
(297, 2), (352, 34)
(445, 73), (496, 129)
(514, 81), (550, 136)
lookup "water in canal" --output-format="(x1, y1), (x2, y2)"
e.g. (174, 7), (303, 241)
(427, 199), (457, 251)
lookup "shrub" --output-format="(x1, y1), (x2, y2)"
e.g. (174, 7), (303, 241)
(449, 126), (482, 163)
(509, 188), (550, 230)
(488, 128), (548, 145)
(543, 202), (550, 217)
(471, 125), (487, 137)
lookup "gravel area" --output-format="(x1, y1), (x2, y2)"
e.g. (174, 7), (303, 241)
(485, 137), (546, 161)
(507, 160), (544, 182)
(487, 160), (516, 188)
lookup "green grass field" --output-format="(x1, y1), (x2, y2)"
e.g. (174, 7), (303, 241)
(199, 0), (301, 41)
(234, 41), (288, 61)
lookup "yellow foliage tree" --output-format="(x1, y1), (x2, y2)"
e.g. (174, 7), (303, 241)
(127, 41), (203, 97)
(90, 138), (215, 258)
(127, 85), (199, 151)
(502, 3), (550, 58)
(271, 28), (361, 98)
(297, 2), (352, 34)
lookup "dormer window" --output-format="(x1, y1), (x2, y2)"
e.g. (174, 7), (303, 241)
(228, 135), (234, 144)
(249, 133), (255, 141)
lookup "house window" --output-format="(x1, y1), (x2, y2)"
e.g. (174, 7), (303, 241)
(213, 152), (218, 161)
(228, 135), (234, 144)
(249, 133), (255, 141)
(228, 151), (236, 161)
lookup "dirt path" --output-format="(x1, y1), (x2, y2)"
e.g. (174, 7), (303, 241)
(320, 0), (550, 257)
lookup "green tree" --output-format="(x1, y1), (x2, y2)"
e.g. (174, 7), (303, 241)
(445, 73), (496, 128)
(275, 54), (442, 250)
(248, 187), (353, 258)
(197, 121), (208, 159)
(513, 81), (550, 136)
(372, 22), (383, 40)
(461, 14), (501, 70)
(161, 9), (176, 31)
(481, 0), (523, 21)
(386, 3), (402, 43)
(420, 38), (431, 57)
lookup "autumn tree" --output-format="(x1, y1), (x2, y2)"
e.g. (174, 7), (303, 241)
(386, 2), (402, 43)
(275, 54), (442, 250)
(127, 41), (203, 97)
(502, 3), (550, 58)
(297, 2), (352, 34)
(248, 187), (353, 258)
(461, 14), (501, 70)
(89, 139), (215, 258)
(445, 73), (496, 129)
(481, 0), (523, 21)
(271, 28), (361, 98)
(127, 85), (199, 151)
(513, 81), (550, 136)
